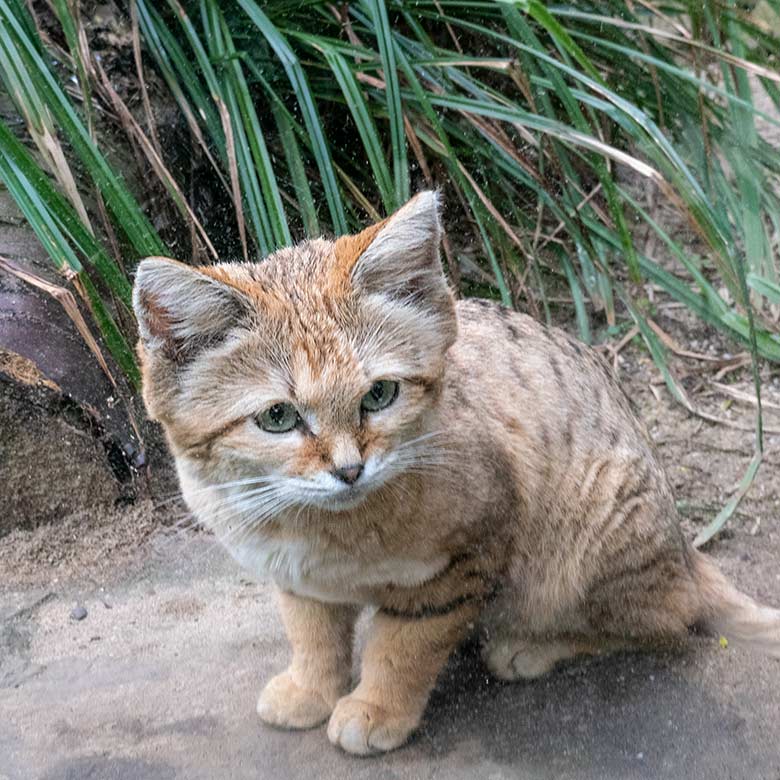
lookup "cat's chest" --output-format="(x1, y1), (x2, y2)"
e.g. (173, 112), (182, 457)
(223, 534), (448, 603)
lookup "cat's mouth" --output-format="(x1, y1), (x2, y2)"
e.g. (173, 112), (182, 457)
(298, 456), (388, 513)
(313, 484), (373, 512)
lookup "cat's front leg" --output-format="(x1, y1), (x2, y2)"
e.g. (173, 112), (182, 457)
(327, 603), (478, 754)
(258, 589), (357, 730)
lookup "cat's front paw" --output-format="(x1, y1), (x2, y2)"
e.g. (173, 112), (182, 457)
(327, 695), (419, 755)
(257, 671), (334, 730)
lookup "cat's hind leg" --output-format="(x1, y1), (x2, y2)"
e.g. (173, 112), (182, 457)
(483, 635), (578, 680)
(482, 634), (629, 681)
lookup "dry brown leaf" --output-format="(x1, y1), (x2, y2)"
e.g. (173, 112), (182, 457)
(0, 255), (116, 387)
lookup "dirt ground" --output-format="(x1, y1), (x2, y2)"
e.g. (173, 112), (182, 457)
(1, 305), (780, 780)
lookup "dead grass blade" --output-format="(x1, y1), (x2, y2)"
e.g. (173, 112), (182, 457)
(455, 160), (538, 316)
(646, 318), (730, 362)
(711, 382), (780, 412)
(130, 0), (163, 161)
(94, 59), (218, 262)
(217, 97), (248, 263)
(0, 255), (115, 386)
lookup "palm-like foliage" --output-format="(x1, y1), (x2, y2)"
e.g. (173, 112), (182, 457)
(1, 0), (779, 540)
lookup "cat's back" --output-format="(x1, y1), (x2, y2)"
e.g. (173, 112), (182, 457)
(448, 298), (659, 472)
(448, 299), (681, 617)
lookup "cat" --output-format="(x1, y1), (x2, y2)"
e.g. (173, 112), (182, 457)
(132, 191), (780, 755)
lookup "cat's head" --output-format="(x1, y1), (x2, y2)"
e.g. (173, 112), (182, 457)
(132, 191), (456, 513)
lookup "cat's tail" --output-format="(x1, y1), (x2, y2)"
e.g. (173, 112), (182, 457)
(692, 549), (780, 658)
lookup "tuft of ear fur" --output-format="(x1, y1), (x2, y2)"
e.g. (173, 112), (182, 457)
(333, 192), (456, 355)
(345, 191), (447, 302)
(132, 257), (250, 363)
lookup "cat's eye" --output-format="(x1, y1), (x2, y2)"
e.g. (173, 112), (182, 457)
(361, 380), (399, 413)
(257, 402), (300, 433)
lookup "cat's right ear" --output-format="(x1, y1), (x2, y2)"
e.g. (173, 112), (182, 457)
(132, 257), (250, 363)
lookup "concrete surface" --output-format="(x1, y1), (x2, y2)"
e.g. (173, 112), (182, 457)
(2, 531), (780, 780)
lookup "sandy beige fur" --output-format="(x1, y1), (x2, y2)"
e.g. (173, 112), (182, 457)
(133, 192), (780, 756)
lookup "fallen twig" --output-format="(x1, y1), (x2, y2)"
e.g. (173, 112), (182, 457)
(710, 381), (780, 411)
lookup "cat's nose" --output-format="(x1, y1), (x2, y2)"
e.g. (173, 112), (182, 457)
(332, 463), (363, 485)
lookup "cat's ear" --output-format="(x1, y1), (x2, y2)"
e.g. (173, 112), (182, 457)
(132, 257), (250, 363)
(336, 191), (449, 304)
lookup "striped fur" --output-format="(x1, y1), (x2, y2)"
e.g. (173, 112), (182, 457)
(133, 191), (779, 756)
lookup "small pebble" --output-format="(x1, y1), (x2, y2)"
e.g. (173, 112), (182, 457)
(70, 606), (88, 621)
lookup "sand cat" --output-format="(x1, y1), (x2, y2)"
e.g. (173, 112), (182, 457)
(133, 192), (780, 755)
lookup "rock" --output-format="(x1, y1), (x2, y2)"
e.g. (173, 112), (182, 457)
(70, 605), (88, 621)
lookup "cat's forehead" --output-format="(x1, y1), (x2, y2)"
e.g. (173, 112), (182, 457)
(252, 238), (342, 290)
(289, 343), (366, 412)
(251, 244), (362, 340)
(203, 238), (340, 304)
(219, 246), (371, 402)
(211, 238), (413, 403)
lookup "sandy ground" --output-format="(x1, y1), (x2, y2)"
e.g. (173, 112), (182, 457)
(1, 530), (780, 780)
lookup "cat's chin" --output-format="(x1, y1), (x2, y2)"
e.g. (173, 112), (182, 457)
(312, 487), (373, 513)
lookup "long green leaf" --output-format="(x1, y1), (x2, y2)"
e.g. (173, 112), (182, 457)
(0, 133), (138, 384)
(0, 120), (133, 307)
(317, 42), (396, 212)
(234, 0), (348, 234)
(360, 0), (408, 206)
(0, 0), (167, 258)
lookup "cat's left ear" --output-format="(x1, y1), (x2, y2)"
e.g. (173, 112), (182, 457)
(335, 191), (450, 306)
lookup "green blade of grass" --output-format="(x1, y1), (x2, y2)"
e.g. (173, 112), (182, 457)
(589, 199), (780, 361)
(316, 41), (397, 213)
(0, 17), (94, 231)
(78, 272), (142, 389)
(0, 135), (138, 384)
(621, 292), (691, 407)
(234, 0), (348, 234)
(239, 57), (331, 234)
(0, 120), (133, 307)
(448, 6), (639, 278)
(559, 249), (591, 344)
(393, 44), (512, 304)
(269, 98), (320, 237)
(506, 0), (604, 82)
(359, 0), (409, 206)
(136, 0), (223, 149)
(0, 0), (167, 258)
(220, 24), (291, 249)
(198, 1), (290, 253)
(747, 273), (780, 305)
(693, 451), (763, 548)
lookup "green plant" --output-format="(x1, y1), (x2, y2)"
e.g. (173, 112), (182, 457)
(1, 0), (779, 539)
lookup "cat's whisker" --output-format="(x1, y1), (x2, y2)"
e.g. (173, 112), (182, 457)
(289, 501), (311, 531)
(209, 499), (291, 552)
(390, 456), (459, 469)
(169, 484), (291, 555)
(224, 497), (300, 550)
(382, 478), (414, 506)
(201, 495), (285, 536)
(151, 475), (280, 511)
(392, 430), (449, 451)
(153, 480), (302, 562)
(212, 487), (290, 529)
